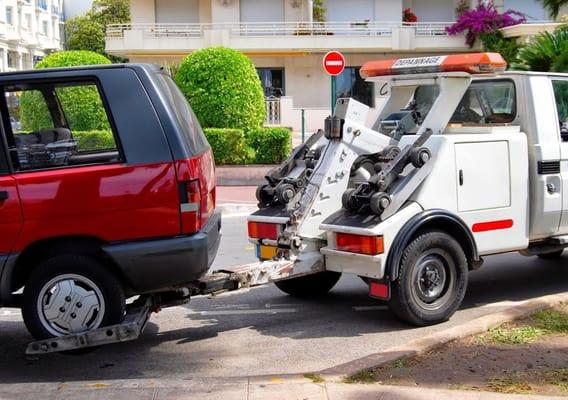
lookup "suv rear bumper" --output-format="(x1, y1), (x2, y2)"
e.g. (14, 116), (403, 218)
(103, 211), (222, 294)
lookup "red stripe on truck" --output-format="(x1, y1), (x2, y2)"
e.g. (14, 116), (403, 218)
(472, 219), (514, 233)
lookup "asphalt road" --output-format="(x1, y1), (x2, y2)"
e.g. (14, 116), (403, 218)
(1, 214), (567, 383)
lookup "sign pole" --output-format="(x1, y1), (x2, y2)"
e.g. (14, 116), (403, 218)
(331, 75), (337, 115)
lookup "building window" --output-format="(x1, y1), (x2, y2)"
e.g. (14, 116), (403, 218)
(257, 68), (285, 98)
(42, 20), (48, 35)
(6, 7), (12, 25)
(24, 14), (31, 29)
(335, 66), (374, 108)
(7, 52), (17, 69)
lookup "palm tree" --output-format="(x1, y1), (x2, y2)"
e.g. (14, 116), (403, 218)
(539, 0), (568, 19)
(512, 27), (568, 71)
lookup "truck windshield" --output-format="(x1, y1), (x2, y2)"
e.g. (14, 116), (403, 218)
(155, 73), (210, 155)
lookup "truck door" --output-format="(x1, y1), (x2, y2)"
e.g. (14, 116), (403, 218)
(553, 79), (568, 234)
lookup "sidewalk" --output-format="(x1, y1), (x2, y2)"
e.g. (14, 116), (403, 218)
(0, 378), (557, 400)
(217, 186), (257, 216)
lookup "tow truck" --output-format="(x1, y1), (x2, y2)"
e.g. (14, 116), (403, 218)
(18, 52), (568, 353)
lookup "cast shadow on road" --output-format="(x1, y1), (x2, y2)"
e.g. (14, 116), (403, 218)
(0, 253), (566, 384)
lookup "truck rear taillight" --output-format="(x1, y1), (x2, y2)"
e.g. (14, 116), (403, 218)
(181, 179), (201, 234)
(248, 222), (279, 240)
(336, 233), (384, 256)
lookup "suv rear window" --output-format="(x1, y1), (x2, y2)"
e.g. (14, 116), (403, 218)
(155, 73), (209, 155)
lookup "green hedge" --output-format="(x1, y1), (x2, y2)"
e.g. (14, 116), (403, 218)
(203, 128), (251, 165)
(73, 130), (116, 151)
(175, 47), (265, 131)
(246, 127), (292, 164)
(203, 127), (292, 165)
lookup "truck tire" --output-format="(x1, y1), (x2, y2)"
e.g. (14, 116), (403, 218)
(274, 271), (341, 298)
(388, 231), (468, 326)
(537, 250), (564, 259)
(22, 254), (125, 341)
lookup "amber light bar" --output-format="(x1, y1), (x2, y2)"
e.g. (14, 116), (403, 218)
(336, 233), (384, 256)
(360, 53), (507, 79)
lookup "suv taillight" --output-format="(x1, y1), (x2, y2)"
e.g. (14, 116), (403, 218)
(177, 150), (216, 234)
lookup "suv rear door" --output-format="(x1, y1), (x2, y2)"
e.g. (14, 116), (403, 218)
(0, 120), (23, 256)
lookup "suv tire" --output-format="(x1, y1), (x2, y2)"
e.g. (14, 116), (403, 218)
(537, 250), (564, 259)
(388, 231), (468, 326)
(22, 254), (125, 341)
(274, 271), (341, 298)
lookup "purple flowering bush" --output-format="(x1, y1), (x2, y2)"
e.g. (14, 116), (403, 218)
(446, 1), (526, 47)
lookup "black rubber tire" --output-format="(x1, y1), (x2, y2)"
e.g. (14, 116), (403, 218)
(274, 271), (341, 298)
(22, 254), (125, 341)
(388, 231), (468, 326)
(537, 250), (564, 259)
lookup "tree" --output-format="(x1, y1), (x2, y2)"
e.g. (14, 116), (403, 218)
(65, 16), (106, 55)
(21, 51), (112, 132)
(512, 26), (568, 71)
(65, 0), (129, 62)
(538, 0), (568, 19)
(175, 47), (265, 131)
(90, 0), (130, 25)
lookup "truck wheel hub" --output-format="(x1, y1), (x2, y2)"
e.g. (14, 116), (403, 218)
(37, 274), (105, 337)
(414, 255), (447, 302)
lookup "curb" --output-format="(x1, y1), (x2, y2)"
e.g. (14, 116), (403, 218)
(219, 202), (258, 217)
(315, 292), (568, 381)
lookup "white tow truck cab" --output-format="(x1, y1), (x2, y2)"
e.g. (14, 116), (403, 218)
(248, 53), (568, 326)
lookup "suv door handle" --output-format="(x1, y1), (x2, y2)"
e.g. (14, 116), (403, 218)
(0, 191), (9, 201)
(459, 170), (464, 186)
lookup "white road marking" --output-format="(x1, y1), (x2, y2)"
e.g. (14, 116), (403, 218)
(352, 305), (388, 311)
(187, 308), (298, 316)
(265, 303), (299, 309)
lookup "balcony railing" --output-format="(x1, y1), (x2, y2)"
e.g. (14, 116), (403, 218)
(106, 23), (205, 38)
(106, 21), (456, 39)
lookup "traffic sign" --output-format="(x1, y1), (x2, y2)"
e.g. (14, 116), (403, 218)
(323, 51), (345, 76)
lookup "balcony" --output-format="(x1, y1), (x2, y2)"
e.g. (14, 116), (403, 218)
(106, 21), (469, 57)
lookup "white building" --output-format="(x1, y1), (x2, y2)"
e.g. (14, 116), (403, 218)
(0, 0), (63, 71)
(106, 0), (553, 131)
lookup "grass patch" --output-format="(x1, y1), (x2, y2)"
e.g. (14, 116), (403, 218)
(392, 358), (407, 369)
(343, 369), (375, 384)
(303, 373), (324, 383)
(534, 308), (568, 333)
(486, 326), (545, 345)
(545, 368), (568, 393)
(487, 378), (533, 394)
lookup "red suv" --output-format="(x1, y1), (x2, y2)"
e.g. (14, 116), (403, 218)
(0, 64), (220, 341)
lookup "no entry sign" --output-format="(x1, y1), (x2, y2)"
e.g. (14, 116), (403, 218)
(323, 51), (345, 76)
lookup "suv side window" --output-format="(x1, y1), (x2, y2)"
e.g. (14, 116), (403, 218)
(3, 80), (122, 172)
(552, 80), (568, 141)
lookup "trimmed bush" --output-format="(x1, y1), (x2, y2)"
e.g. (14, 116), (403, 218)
(73, 130), (116, 151)
(21, 51), (112, 132)
(175, 47), (265, 131)
(203, 128), (252, 165)
(246, 127), (292, 164)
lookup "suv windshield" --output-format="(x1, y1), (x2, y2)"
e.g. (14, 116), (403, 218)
(155, 73), (210, 155)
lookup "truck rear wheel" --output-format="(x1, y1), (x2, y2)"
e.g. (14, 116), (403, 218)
(388, 231), (468, 326)
(274, 271), (341, 298)
(22, 255), (125, 341)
